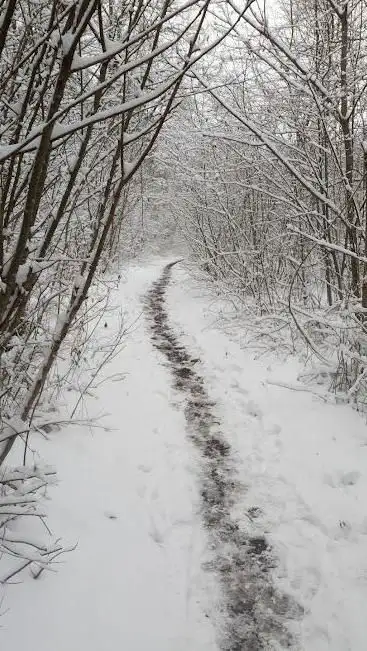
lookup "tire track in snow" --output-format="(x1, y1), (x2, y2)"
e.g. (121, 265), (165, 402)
(145, 261), (301, 650)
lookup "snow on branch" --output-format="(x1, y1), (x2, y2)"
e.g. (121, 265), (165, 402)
(0, 462), (64, 584)
(288, 226), (367, 264)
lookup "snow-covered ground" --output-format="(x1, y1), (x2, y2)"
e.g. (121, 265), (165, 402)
(167, 263), (367, 650)
(2, 257), (367, 650)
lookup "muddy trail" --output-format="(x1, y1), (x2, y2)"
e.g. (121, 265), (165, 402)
(145, 261), (301, 650)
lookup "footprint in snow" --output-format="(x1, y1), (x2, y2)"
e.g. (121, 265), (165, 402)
(246, 399), (263, 419)
(149, 518), (165, 546)
(267, 424), (281, 436)
(340, 470), (360, 486)
(324, 470), (360, 488)
(104, 511), (118, 520)
(138, 463), (152, 473)
(335, 520), (352, 539)
(230, 380), (249, 396)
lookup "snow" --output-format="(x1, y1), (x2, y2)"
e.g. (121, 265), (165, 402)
(1, 256), (367, 650)
(123, 160), (135, 177)
(15, 262), (30, 287)
(166, 263), (367, 651)
(61, 32), (74, 57)
(71, 38), (123, 71)
(1, 259), (216, 651)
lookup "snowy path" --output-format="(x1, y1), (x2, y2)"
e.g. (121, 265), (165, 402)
(145, 261), (299, 649)
(2, 258), (367, 650)
(2, 260), (216, 651)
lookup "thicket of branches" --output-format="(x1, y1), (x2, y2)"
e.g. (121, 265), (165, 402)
(164, 0), (367, 405)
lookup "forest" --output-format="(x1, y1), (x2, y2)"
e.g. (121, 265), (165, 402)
(1, 1), (366, 649)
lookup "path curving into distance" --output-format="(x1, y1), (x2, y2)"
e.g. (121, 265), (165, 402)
(145, 261), (301, 650)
